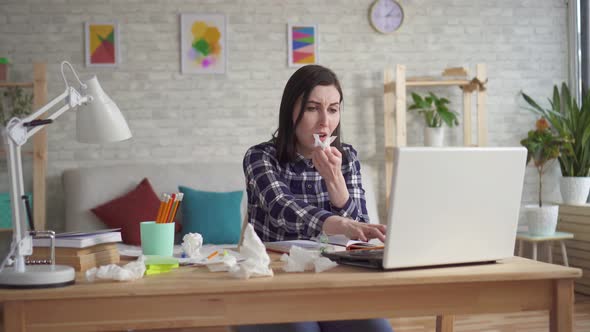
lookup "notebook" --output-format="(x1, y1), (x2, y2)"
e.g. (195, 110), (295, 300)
(322, 147), (527, 270)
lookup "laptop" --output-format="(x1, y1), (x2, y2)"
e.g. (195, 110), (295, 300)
(322, 147), (527, 270)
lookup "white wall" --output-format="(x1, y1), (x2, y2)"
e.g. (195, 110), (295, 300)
(0, 0), (568, 230)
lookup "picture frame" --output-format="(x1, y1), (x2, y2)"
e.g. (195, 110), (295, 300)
(287, 24), (319, 67)
(85, 21), (120, 67)
(180, 13), (227, 74)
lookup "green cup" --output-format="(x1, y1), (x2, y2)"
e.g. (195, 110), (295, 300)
(140, 221), (175, 256)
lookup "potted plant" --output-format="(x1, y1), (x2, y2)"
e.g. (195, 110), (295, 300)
(0, 87), (33, 145)
(408, 92), (459, 147)
(522, 83), (590, 205)
(0, 58), (9, 81)
(520, 118), (569, 235)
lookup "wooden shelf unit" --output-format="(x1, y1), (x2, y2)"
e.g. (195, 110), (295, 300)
(1, 63), (47, 231)
(383, 64), (488, 201)
(554, 204), (590, 295)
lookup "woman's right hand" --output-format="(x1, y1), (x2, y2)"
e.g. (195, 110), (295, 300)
(322, 216), (386, 242)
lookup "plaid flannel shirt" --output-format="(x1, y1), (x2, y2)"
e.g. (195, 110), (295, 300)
(243, 141), (369, 242)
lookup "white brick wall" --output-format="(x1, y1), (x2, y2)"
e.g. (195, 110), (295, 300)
(0, 0), (568, 230)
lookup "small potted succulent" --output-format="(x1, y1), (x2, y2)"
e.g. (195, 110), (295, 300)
(408, 92), (459, 147)
(520, 118), (569, 235)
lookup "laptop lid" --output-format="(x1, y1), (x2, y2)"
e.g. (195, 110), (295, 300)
(381, 147), (526, 269)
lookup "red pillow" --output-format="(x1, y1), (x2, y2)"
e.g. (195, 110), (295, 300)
(91, 178), (160, 245)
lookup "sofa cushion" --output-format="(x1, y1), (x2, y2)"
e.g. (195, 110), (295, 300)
(179, 185), (243, 245)
(91, 178), (160, 245)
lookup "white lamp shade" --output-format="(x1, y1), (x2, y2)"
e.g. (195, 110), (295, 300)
(76, 76), (132, 143)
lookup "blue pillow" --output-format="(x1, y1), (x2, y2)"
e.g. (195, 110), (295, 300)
(178, 186), (243, 244)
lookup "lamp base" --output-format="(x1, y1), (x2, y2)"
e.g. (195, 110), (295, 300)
(0, 264), (75, 288)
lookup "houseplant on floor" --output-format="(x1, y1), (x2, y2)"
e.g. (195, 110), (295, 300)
(408, 92), (459, 147)
(522, 83), (590, 205)
(520, 118), (568, 235)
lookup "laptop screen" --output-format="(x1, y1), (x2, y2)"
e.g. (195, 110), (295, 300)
(381, 147), (526, 269)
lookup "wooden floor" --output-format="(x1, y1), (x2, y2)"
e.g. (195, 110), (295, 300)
(147, 294), (590, 332)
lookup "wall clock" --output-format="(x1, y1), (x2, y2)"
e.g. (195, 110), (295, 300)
(369, 0), (404, 34)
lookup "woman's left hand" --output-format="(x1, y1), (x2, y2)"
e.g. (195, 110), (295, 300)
(312, 147), (349, 207)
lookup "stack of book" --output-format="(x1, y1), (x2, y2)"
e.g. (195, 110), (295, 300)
(30, 229), (122, 272)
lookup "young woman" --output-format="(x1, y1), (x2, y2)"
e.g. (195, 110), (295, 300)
(239, 65), (392, 332)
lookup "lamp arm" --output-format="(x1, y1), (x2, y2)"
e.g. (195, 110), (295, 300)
(7, 86), (90, 147)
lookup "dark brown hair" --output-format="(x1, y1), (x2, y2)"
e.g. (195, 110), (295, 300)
(272, 65), (344, 163)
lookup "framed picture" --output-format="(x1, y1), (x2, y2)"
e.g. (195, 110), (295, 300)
(85, 22), (120, 67)
(287, 24), (318, 67)
(180, 13), (226, 74)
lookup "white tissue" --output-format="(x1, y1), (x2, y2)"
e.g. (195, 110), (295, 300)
(313, 134), (337, 150)
(207, 253), (238, 272)
(282, 245), (337, 273)
(229, 224), (273, 279)
(313, 256), (338, 273)
(182, 233), (203, 258)
(86, 255), (146, 282)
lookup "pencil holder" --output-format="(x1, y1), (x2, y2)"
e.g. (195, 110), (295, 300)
(140, 221), (175, 256)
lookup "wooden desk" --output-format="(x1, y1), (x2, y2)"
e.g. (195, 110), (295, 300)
(0, 257), (581, 332)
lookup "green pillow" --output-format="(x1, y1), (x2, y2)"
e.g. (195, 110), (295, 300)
(178, 186), (243, 244)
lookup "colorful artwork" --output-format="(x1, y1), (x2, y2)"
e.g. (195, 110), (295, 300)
(85, 22), (119, 67)
(181, 14), (226, 74)
(288, 24), (318, 67)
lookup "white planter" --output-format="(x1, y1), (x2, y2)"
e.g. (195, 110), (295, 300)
(524, 204), (559, 236)
(560, 176), (590, 205)
(424, 127), (444, 147)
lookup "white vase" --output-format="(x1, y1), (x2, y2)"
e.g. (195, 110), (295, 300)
(524, 204), (559, 236)
(559, 176), (590, 205)
(424, 127), (444, 147)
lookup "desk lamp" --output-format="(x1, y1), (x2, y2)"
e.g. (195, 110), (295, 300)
(0, 61), (131, 288)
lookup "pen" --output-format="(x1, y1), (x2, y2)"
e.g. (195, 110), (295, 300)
(207, 251), (219, 260)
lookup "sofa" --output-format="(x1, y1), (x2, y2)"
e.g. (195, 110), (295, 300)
(62, 162), (381, 240)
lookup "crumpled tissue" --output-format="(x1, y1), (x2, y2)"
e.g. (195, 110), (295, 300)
(207, 252), (238, 272)
(228, 224), (274, 279)
(181, 233), (203, 258)
(281, 245), (338, 273)
(86, 255), (146, 282)
(313, 134), (337, 150)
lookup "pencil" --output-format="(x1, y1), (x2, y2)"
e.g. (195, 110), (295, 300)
(155, 194), (167, 223)
(168, 193), (184, 223)
(158, 194), (171, 223)
(162, 193), (175, 224)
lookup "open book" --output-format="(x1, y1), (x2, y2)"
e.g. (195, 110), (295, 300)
(320, 234), (382, 248)
(264, 235), (381, 254)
